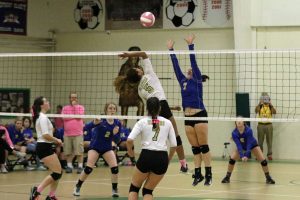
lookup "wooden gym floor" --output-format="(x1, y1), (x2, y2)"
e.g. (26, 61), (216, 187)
(1, 160), (300, 200)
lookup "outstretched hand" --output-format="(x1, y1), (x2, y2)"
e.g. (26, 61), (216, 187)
(167, 40), (175, 50)
(184, 34), (195, 45)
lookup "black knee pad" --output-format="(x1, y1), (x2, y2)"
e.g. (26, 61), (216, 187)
(229, 158), (236, 165)
(261, 159), (268, 166)
(84, 166), (93, 174)
(51, 172), (62, 181)
(142, 187), (153, 196)
(176, 136), (182, 146)
(199, 145), (210, 154)
(129, 183), (140, 193)
(111, 166), (119, 174)
(192, 146), (201, 155)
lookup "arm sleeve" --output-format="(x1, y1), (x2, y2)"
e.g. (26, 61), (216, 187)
(128, 120), (143, 140)
(84, 121), (96, 132)
(3, 127), (13, 148)
(244, 128), (254, 158)
(232, 131), (244, 158)
(167, 121), (177, 147)
(169, 49), (185, 82)
(188, 44), (202, 80)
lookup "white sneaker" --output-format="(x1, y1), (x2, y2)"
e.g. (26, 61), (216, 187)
(16, 151), (26, 158)
(25, 166), (35, 171)
(36, 165), (47, 171)
(73, 186), (81, 196)
(0, 165), (8, 173)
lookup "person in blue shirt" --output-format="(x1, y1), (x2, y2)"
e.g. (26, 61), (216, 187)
(221, 118), (275, 184)
(83, 122), (95, 151)
(73, 102), (121, 198)
(167, 34), (212, 186)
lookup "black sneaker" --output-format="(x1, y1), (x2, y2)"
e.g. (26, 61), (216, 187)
(45, 195), (58, 200)
(221, 176), (230, 183)
(266, 177), (275, 184)
(180, 164), (188, 173)
(29, 186), (40, 200)
(204, 175), (212, 186)
(65, 167), (73, 173)
(192, 174), (204, 186)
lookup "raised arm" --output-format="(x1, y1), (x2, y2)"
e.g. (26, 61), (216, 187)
(185, 34), (202, 80)
(167, 40), (185, 82)
(119, 51), (148, 60)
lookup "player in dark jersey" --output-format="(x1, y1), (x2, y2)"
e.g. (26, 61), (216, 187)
(167, 34), (212, 186)
(73, 102), (121, 198)
(221, 118), (275, 184)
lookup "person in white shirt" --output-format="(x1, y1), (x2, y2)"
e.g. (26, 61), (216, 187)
(30, 96), (63, 200)
(119, 51), (188, 173)
(126, 97), (177, 200)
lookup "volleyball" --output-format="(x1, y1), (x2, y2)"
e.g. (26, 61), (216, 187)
(140, 12), (155, 27)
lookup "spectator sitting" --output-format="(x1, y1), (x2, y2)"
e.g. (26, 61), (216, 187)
(7, 118), (34, 170)
(53, 126), (67, 169)
(0, 125), (26, 173)
(22, 117), (46, 170)
(0, 128), (26, 173)
(112, 121), (133, 164)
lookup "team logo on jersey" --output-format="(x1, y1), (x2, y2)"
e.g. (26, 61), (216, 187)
(183, 82), (187, 90)
(240, 138), (244, 143)
(74, 0), (103, 30)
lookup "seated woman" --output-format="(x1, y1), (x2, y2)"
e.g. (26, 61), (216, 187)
(221, 118), (275, 184)
(112, 121), (135, 165)
(53, 126), (67, 169)
(0, 128), (26, 173)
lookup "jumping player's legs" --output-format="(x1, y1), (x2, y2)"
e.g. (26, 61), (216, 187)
(195, 123), (212, 185)
(159, 100), (187, 171)
(185, 125), (203, 186)
(168, 115), (187, 172)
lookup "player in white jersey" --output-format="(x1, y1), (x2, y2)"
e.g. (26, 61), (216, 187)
(119, 51), (188, 173)
(30, 96), (63, 200)
(127, 97), (177, 200)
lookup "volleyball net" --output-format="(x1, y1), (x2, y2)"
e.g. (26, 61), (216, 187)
(0, 50), (299, 123)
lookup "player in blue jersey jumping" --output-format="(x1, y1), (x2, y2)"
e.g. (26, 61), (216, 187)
(167, 34), (212, 186)
(73, 102), (121, 198)
(221, 118), (275, 184)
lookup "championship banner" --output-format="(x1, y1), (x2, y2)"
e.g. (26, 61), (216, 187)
(0, 0), (27, 35)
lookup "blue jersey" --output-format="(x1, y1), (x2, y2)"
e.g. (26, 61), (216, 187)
(54, 128), (64, 141)
(169, 44), (205, 110)
(22, 128), (33, 139)
(83, 122), (96, 141)
(113, 126), (131, 144)
(7, 124), (24, 144)
(232, 126), (258, 158)
(89, 119), (121, 152)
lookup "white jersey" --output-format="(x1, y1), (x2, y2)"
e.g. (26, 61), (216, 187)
(36, 112), (54, 143)
(138, 58), (167, 101)
(128, 116), (177, 151)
